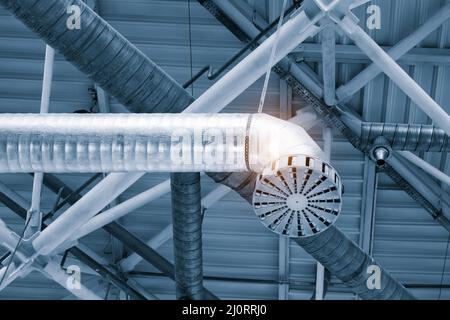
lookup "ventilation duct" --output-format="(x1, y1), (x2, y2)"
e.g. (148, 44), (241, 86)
(0, 113), (325, 173)
(208, 171), (414, 300)
(171, 173), (204, 300)
(360, 122), (450, 152)
(0, 112), (342, 237)
(294, 226), (414, 299)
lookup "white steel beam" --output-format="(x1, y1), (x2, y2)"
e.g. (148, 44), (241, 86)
(32, 173), (143, 256)
(68, 180), (171, 242)
(314, 263), (325, 300)
(359, 158), (377, 254)
(278, 75), (291, 300)
(336, 17), (450, 136)
(336, 2), (450, 102)
(278, 236), (290, 300)
(119, 185), (231, 272)
(397, 151), (450, 187)
(26, 45), (55, 238)
(184, 3), (324, 113)
(38, 45), (54, 119)
(321, 23), (336, 106)
(387, 154), (450, 211)
(56, 178), (232, 252)
(0, 219), (101, 299)
(219, 0), (325, 97)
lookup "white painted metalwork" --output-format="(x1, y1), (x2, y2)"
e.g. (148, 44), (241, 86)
(398, 151), (450, 186)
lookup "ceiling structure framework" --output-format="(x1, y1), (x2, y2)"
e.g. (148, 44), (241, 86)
(0, 0), (448, 300)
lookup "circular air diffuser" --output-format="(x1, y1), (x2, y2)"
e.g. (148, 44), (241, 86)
(252, 155), (343, 238)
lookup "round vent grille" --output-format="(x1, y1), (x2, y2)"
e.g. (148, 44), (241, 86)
(252, 155), (343, 238)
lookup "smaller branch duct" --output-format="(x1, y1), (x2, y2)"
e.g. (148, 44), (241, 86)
(171, 173), (204, 300)
(360, 123), (450, 153)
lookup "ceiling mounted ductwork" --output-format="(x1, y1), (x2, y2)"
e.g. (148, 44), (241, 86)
(0, 113), (327, 173)
(0, 112), (342, 236)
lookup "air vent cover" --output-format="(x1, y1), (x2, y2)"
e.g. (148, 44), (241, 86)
(253, 155), (343, 238)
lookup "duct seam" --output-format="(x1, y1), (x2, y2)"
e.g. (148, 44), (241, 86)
(244, 114), (253, 171)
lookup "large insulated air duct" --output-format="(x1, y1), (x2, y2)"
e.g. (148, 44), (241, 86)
(0, 112), (342, 237)
(0, 113), (325, 173)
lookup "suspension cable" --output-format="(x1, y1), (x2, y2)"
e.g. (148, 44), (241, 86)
(257, 0), (288, 114)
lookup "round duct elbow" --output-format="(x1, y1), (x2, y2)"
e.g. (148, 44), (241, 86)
(249, 114), (343, 237)
(247, 114), (327, 171)
(252, 155), (343, 238)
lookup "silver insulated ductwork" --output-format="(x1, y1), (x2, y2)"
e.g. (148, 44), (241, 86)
(171, 172), (204, 300)
(0, 113), (324, 173)
(0, 112), (342, 238)
(360, 122), (450, 152)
